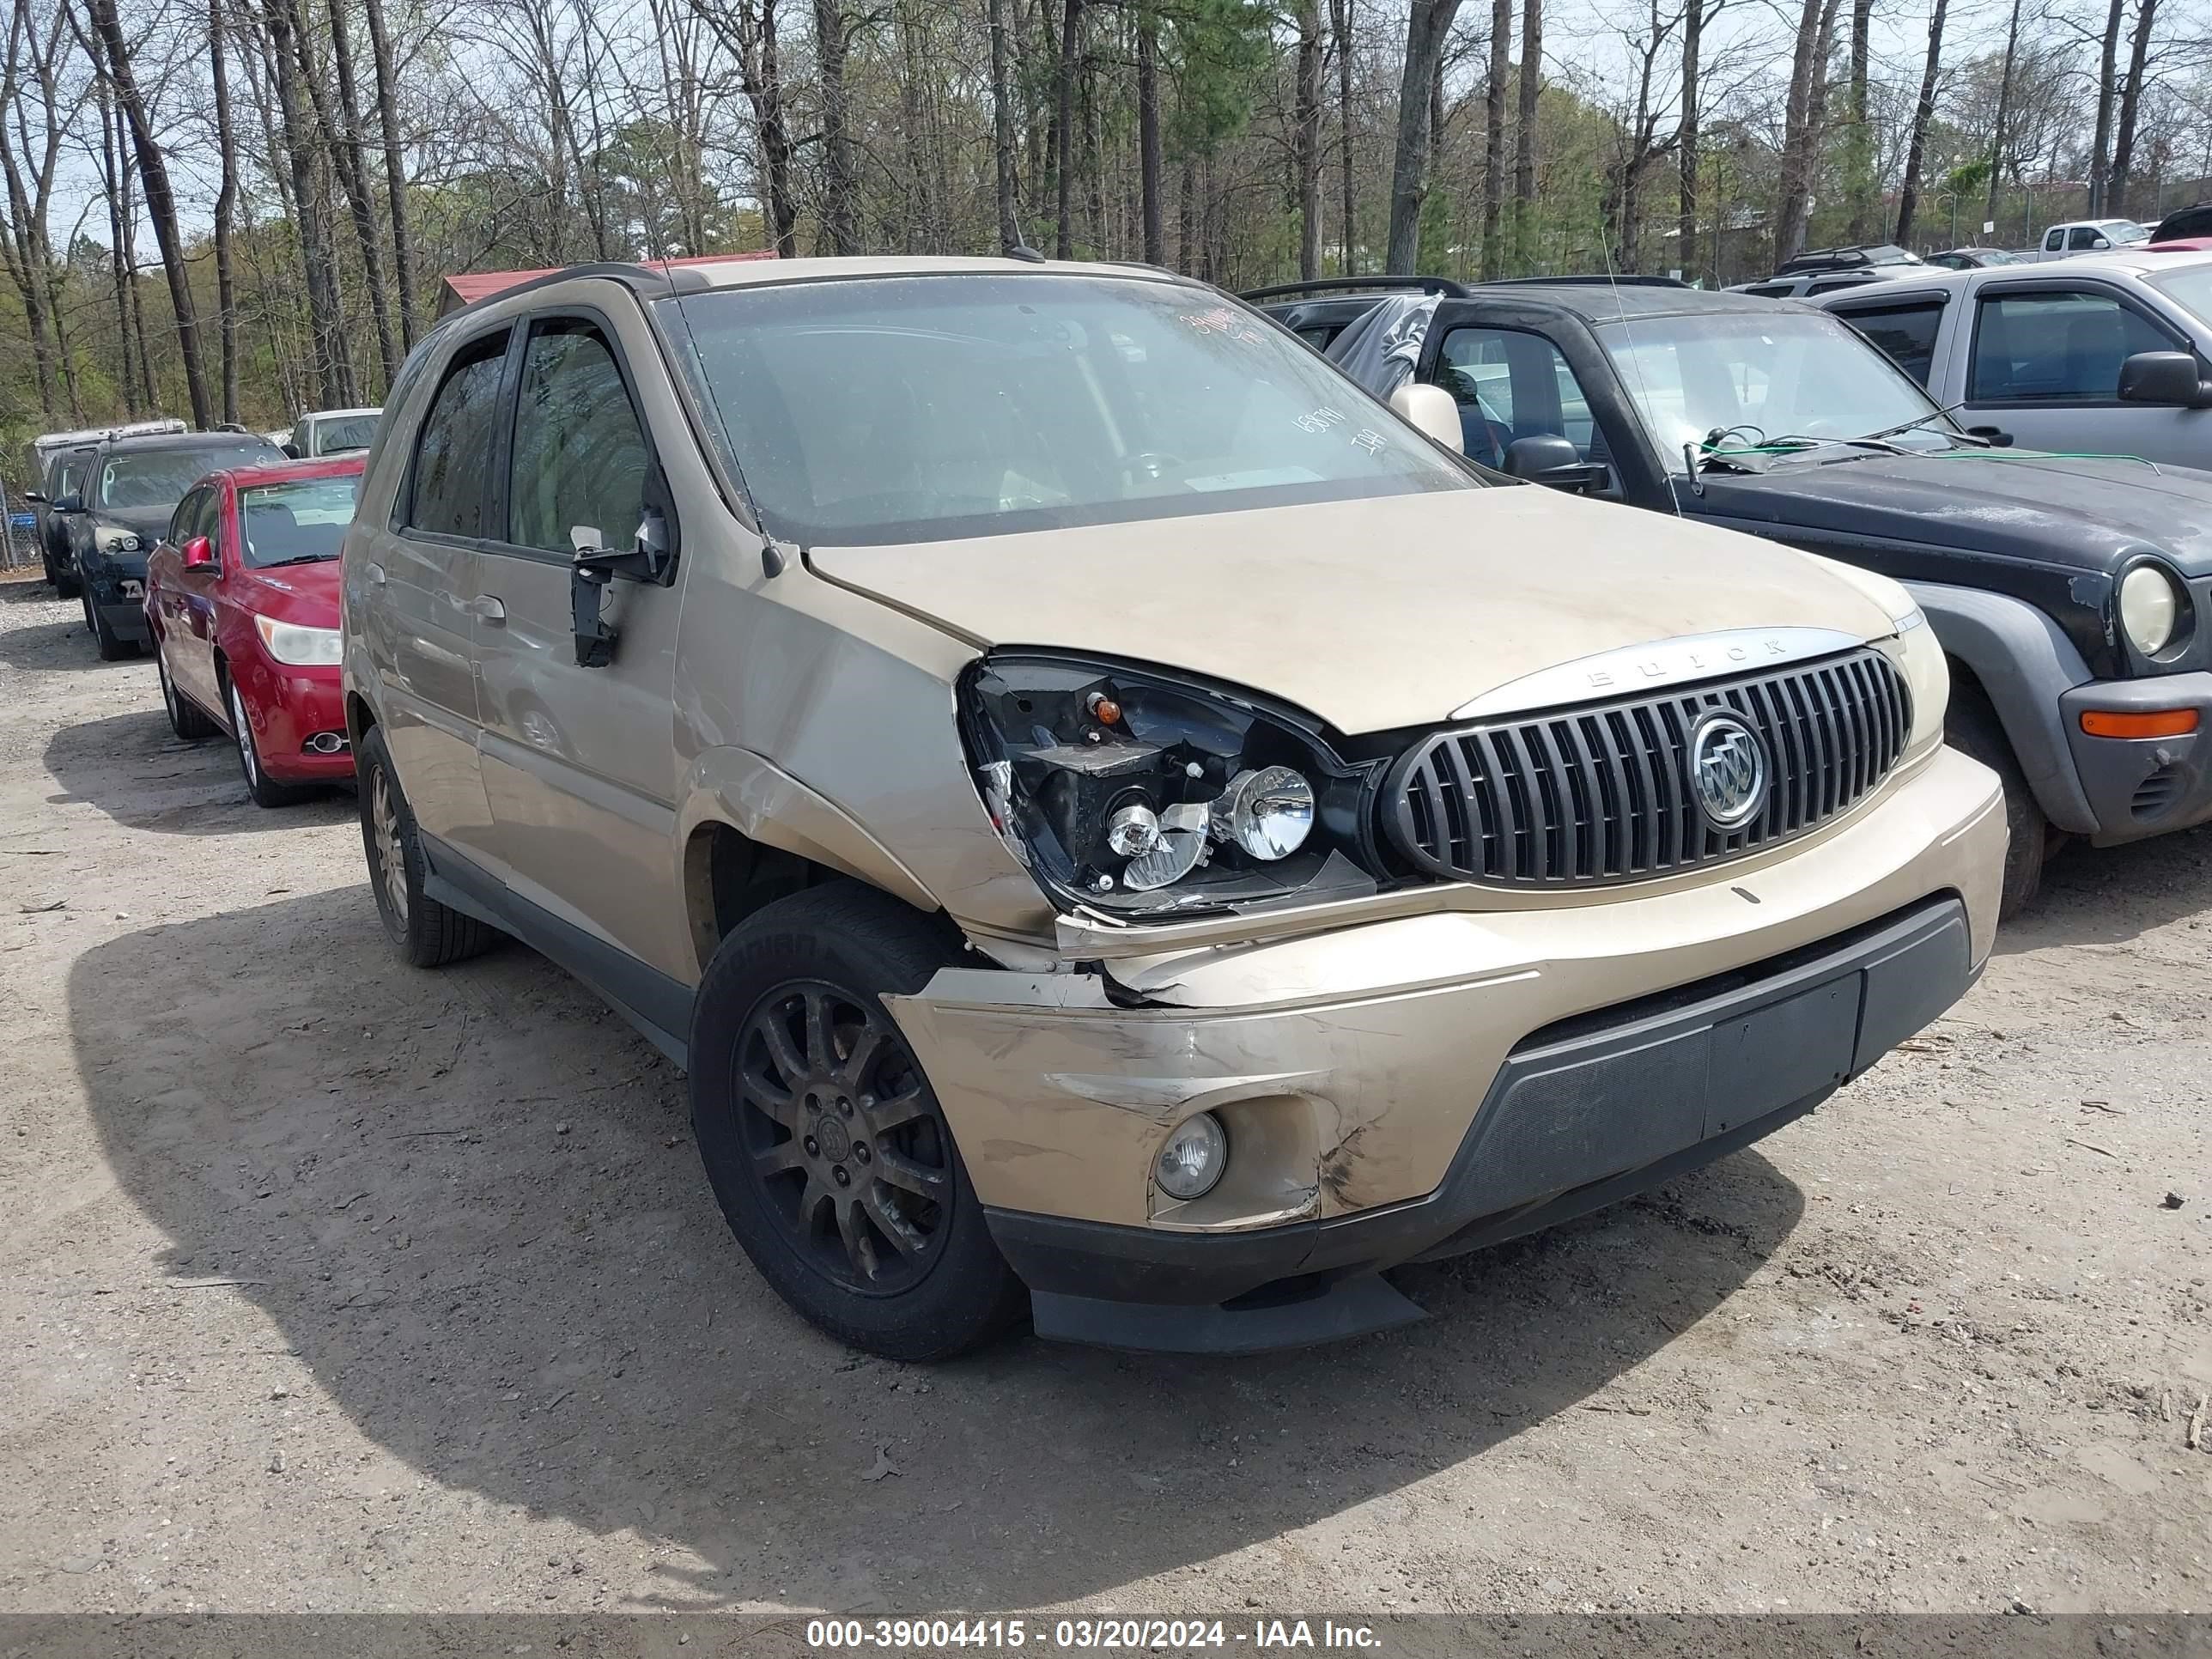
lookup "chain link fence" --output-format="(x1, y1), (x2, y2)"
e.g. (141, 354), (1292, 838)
(2, 481), (42, 571)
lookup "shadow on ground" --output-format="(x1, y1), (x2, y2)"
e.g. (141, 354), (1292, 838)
(1995, 823), (2212, 956)
(43, 709), (352, 835)
(72, 887), (1806, 1610)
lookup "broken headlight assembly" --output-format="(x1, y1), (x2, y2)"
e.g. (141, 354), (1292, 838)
(960, 653), (1388, 918)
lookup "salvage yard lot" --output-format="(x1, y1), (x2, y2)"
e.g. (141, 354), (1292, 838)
(3, 573), (2210, 1616)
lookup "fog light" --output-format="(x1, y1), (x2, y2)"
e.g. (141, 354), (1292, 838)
(1155, 1112), (1227, 1200)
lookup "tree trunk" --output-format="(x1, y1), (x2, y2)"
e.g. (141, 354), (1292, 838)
(1773, 0), (1838, 263)
(1844, 0), (1873, 242)
(357, 0), (418, 344)
(322, 0), (397, 389)
(813, 0), (859, 252)
(1052, 0), (1082, 258)
(1893, 0), (1947, 246)
(211, 0), (240, 424)
(1333, 0), (1356, 273)
(84, 0), (213, 427)
(1134, 1), (1161, 263)
(992, 0), (1023, 252)
(1676, 0), (1699, 281)
(1294, 0), (1322, 279)
(90, 73), (139, 416)
(1385, 0), (1460, 273)
(1511, 0), (1541, 269)
(264, 0), (355, 406)
(2087, 0), (2125, 215)
(2110, 0), (2160, 217)
(1984, 0), (2021, 227)
(1480, 0), (1509, 278)
(690, 0), (799, 254)
(896, 0), (930, 252)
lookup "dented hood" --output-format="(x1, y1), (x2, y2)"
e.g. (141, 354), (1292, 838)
(806, 485), (1897, 734)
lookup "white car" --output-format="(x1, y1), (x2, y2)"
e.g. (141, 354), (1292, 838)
(284, 406), (383, 459)
(2027, 219), (2152, 262)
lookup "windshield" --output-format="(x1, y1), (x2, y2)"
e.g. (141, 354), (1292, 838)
(97, 441), (279, 509)
(1598, 310), (1960, 472)
(2100, 220), (2152, 244)
(2149, 264), (2212, 327)
(239, 476), (360, 567)
(308, 414), (380, 454)
(664, 274), (1473, 544)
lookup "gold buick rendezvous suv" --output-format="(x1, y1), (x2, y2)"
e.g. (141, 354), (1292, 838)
(341, 256), (2008, 1358)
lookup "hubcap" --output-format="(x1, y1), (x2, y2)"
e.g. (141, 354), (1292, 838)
(371, 772), (409, 924)
(732, 982), (951, 1293)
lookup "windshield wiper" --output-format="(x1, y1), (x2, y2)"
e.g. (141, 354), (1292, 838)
(258, 552), (339, 568)
(1854, 399), (1981, 446)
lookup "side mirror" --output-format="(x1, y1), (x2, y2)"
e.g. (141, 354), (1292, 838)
(281, 442), (302, 459)
(1387, 383), (1465, 455)
(2092, 236), (2112, 250)
(1503, 434), (1608, 493)
(181, 535), (216, 571)
(53, 494), (82, 515)
(2118, 350), (2212, 409)
(1965, 424), (2015, 448)
(21, 489), (46, 505)
(568, 514), (675, 667)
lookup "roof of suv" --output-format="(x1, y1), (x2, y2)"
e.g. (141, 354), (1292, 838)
(94, 429), (280, 455)
(1470, 283), (1795, 322)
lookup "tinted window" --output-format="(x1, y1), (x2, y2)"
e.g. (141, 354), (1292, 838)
(95, 441), (278, 508)
(2069, 228), (2103, 250)
(241, 477), (360, 567)
(169, 486), (208, 545)
(311, 413), (380, 454)
(1970, 289), (2174, 401)
(1836, 301), (1945, 386)
(2044, 230), (2065, 252)
(507, 323), (650, 554)
(408, 331), (511, 538)
(1808, 275), (1877, 295)
(1742, 283), (1796, 298)
(667, 275), (1470, 545)
(1434, 326), (1602, 468)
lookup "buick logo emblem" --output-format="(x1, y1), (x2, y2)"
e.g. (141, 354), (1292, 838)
(1688, 710), (1769, 830)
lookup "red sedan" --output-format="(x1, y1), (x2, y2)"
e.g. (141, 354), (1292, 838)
(143, 457), (363, 806)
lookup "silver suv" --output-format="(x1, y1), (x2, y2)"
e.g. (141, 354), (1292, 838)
(342, 256), (2005, 1358)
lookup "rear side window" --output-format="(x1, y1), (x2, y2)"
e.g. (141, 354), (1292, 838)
(1836, 301), (1944, 386)
(506, 321), (651, 555)
(1970, 289), (2175, 402)
(1741, 283), (1796, 299)
(407, 331), (511, 538)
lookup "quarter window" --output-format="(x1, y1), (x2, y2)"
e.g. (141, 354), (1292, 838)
(407, 331), (511, 538)
(1969, 289), (2174, 402)
(507, 321), (651, 555)
(1835, 301), (1945, 386)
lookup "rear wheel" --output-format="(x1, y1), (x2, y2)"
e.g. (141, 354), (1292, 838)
(156, 646), (218, 741)
(1946, 681), (2047, 915)
(228, 677), (311, 806)
(356, 723), (500, 967)
(690, 882), (1025, 1360)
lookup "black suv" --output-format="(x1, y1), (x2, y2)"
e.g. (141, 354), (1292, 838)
(49, 430), (282, 657)
(1249, 276), (2212, 909)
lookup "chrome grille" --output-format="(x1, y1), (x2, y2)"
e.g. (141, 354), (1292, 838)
(1384, 647), (1911, 887)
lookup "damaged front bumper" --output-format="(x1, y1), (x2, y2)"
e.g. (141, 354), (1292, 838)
(886, 745), (2006, 1353)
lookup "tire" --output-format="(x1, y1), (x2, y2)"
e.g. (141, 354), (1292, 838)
(228, 676), (311, 806)
(690, 882), (1026, 1360)
(52, 557), (80, 599)
(40, 549), (58, 586)
(1946, 680), (2046, 915)
(356, 723), (500, 967)
(85, 590), (136, 660)
(156, 647), (219, 741)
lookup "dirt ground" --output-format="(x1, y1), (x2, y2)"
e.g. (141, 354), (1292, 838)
(3, 569), (2209, 1620)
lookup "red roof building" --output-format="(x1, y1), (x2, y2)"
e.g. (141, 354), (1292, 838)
(436, 252), (776, 316)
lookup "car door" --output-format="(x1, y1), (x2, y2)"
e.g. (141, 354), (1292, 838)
(1961, 279), (2202, 461)
(362, 323), (507, 857)
(163, 485), (225, 714)
(467, 303), (693, 989)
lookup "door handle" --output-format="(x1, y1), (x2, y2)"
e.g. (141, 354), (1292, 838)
(467, 594), (507, 623)
(365, 562), (387, 586)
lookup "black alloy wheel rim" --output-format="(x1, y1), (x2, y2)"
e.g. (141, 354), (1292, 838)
(732, 980), (952, 1295)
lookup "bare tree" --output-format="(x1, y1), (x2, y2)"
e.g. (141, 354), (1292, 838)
(1984, 0), (2022, 225)
(1774, 0), (1840, 262)
(260, 0), (355, 404)
(1387, 0), (1460, 271)
(359, 0), (418, 344)
(211, 0), (240, 422)
(1844, 0), (1873, 241)
(993, 0), (1023, 252)
(0, 0), (77, 417)
(1051, 0), (1080, 258)
(1294, 0), (1322, 278)
(1676, 0), (1702, 280)
(813, 0), (858, 252)
(2111, 0), (2162, 214)
(1480, 0), (1509, 278)
(1332, 0), (1355, 272)
(1893, 0), (1948, 245)
(689, 0), (798, 254)
(1511, 0), (1540, 268)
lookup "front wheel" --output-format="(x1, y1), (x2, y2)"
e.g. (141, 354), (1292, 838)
(1946, 684), (2047, 915)
(85, 590), (136, 660)
(690, 883), (1025, 1360)
(228, 677), (310, 807)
